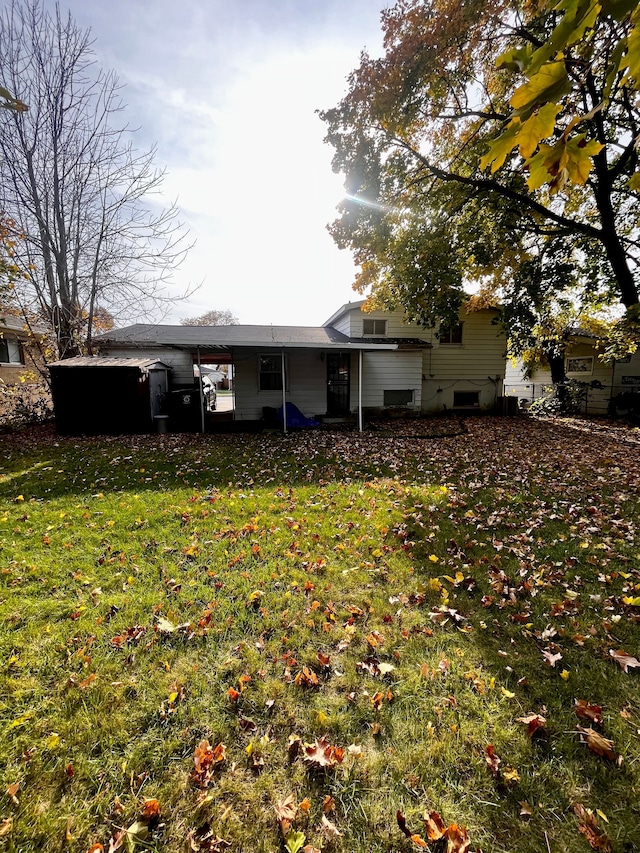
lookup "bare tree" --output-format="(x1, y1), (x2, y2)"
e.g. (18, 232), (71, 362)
(180, 309), (239, 326)
(0, 0), (193, 359)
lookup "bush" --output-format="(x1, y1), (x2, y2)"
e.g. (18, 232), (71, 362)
(0, 373), (52, 428)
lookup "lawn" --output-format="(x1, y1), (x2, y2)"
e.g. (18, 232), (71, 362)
(0, 416), (639, 853)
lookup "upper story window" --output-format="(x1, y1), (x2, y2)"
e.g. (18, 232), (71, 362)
(0, 338), (22, 364)
(439, 322), (463, 344)
(362, 318), (386, 336)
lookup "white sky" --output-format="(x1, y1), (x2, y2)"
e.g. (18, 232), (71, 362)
(47, 0), (388, 326)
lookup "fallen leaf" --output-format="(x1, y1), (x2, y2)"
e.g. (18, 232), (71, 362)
(484, 744), (501, 777)
(186, 823), (231, 852)
(573, 803), (611, 851)
(303, 737), (344, 769)
(284, 829), (306, 853)
(275, 795), (297, 834)
(609, 648), (640, 673)
(577, 727), (616, 761)
(542, 649), (563, 667)
(424, 811), (447, 841)
(397, 811), (411, 838)
(575, 700), (603, 726)
(5, 782), (19, 805)
(517, 712), (547, 737)
(320, 815), (342, 839)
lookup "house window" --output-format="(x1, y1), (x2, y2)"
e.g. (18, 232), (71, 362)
(439, 322), (463, 344)
(453, 390), (480, 408)
(362, 319), (387, 336)
(259, 354), (285, 391)
(384, 389), (413, 406)
(0, 338), (22, 364)
(566, 356), (593, 375)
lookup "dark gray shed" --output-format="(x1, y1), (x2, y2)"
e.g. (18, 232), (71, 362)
(48, 357), (170, 435)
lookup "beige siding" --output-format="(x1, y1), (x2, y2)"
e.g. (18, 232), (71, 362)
(357, 351), (423, 409)
(234, 349), (327, 420)
(104, 346), (194, 385)
(428, 310), (505, 378)
(420, 309), (505, 413)
(349, 307), (431, 340)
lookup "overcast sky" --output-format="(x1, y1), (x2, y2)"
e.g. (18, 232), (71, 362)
(47, 0), (388, 326)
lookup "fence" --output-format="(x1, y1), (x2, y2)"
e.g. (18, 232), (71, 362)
(504, 381), (640, 417)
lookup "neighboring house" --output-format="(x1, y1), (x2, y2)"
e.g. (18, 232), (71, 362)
(505, 331), (640, 416)
(0, 313), (32, 384)
(82, 300), (505, 433)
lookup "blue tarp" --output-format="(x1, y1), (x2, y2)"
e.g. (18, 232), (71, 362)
(278, 402), (319, 429)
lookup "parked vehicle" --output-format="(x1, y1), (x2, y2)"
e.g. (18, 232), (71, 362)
(202, 375), (217, 410)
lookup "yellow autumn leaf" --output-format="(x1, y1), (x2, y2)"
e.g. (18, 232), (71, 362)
(515, 103), (561, 157)
(511, 59), (571, 113)
(479, 122), (520, 173)
(501, 687), (516, 698)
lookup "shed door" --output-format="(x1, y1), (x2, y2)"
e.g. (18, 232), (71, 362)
(149, 369), (169, 417)
(326, 352), (350, 415)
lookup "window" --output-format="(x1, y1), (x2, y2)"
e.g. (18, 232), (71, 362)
(439, 322), (463, 344)
(362, 318), (386, 336)
(259, 354), (285, 391)
(566, 356), (593, 375)
(0, 338), (22, 364)
(453, 390), (479, 408)
(384, 389), (413, 406)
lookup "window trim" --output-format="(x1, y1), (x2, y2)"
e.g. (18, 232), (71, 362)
(258, 353), (288, 392)
(0, 337), (23, 365)
(565, 356), (594, 376)
(362, 318), (387, 337)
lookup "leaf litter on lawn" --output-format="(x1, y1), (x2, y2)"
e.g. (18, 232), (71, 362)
(0, 416), (639, 852)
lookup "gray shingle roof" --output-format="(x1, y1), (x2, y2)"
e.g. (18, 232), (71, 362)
(95, 324), (402, 350)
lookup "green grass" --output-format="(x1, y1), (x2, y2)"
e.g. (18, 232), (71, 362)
(0, 417), (639, 853)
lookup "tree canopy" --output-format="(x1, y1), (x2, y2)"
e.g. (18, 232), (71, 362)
(180, 309), (239, 326)
(320, 0), (640, 348)
(0, 0), (192, 359)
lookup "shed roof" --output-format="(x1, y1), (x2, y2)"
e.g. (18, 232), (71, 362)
(48, 356), (170, 370)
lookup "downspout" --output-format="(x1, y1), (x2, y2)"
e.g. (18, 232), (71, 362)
(281, 348), (287, 434)
(358, 349), (363, 432)
(197, 346), (205, 434)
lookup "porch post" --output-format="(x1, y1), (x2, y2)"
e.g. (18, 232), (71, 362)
(358, 349), (363, 432)
(281, 348), (287, 434)
(197, 346), (205, 434)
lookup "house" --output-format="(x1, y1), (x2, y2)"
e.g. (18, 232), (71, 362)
(79, 300), (505, 433)
(0, 313), (36, 385)
(505, 331), (640, 416)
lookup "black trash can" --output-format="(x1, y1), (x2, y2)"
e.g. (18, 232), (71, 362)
(168, 388), (202, 432)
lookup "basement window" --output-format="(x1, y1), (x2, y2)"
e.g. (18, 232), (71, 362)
(453, 390), (479, 408)
(384, 389), (413, 406)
